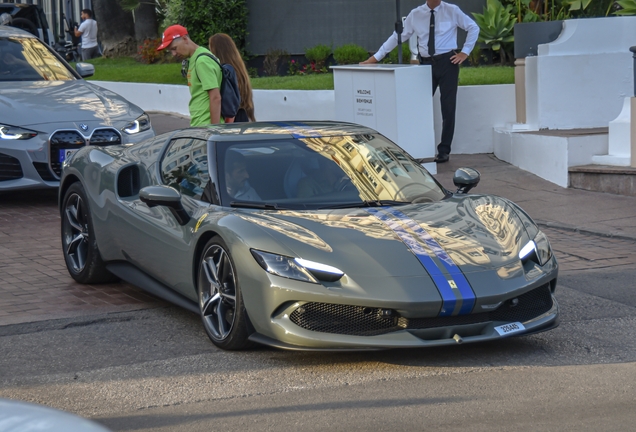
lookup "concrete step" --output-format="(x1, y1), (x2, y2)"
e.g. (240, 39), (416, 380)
(569, 164), (636, 197)
(494, 127), (608, 187)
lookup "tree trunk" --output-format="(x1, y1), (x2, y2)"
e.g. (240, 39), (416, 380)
(92, 0), (136, 57)
(134, 2), (159, 42)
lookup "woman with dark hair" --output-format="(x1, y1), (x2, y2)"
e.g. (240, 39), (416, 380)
(209, 33), (255, 122)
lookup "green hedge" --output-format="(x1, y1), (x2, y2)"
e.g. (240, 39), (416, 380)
(163, 0), (248, 55)
(333, 44), (369, 65)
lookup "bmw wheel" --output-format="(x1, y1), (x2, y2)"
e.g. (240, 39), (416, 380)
(197, 237), (252, 350)
(61, 183), (117, 284)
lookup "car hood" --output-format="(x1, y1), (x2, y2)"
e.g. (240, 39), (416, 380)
(0, 80), (144, 128)
(237, 195), (535, 279)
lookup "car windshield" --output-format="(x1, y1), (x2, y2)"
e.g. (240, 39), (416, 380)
(0, 36), (75, 81)
(217, 134), (446, 210)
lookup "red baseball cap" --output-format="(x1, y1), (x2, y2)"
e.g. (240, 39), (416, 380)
(157, 25), (188, 51)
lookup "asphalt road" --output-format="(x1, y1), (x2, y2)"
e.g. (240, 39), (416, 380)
(1, 267), (636, 431)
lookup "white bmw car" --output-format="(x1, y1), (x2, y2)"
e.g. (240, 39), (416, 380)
(0, 25), (155, 192)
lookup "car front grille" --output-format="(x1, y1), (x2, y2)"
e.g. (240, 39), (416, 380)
(0, 153), (23, 181)
(49, 131), (86, 177)
(90, 128), (121, 145)
(289, 284), (553, 336)
(47, 128), (123, 178)
(290, 303), (398, 336)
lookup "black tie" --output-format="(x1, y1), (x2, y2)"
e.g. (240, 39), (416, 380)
(428, 10), (435, 57)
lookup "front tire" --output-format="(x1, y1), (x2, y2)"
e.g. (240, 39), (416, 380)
(197, 237), (252, 350)
(61, 183), (117, 284)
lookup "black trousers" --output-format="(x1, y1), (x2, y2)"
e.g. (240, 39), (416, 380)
(420, 52), (459, 156)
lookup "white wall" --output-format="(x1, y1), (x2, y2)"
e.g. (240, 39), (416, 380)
(93, 80), (515, 154)
(594, 97), (633, 166)
(252, 90), (336, 122)
(526, 16), (636, 130)
(92, 81), (338, 120)
(92, 81), (192, 117)
(433, 84), (516, 154)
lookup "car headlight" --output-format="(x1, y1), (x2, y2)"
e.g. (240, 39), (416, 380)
(518, 231), (552, 266)
(251, 250), (344, 283)
(0, 124), (37, 140)
(122, 113), (151, 134)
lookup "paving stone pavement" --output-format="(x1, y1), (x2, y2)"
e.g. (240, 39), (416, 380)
(541, 227), (636, 272)
(1, 113), (635, 326)
(0, 190), (167, 326)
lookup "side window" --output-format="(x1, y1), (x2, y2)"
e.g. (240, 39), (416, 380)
(161, 138), (209, 199)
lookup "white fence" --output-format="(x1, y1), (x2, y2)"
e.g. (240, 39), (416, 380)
(92, 80), (515, 155)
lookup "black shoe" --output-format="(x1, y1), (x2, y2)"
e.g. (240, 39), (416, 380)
(434, 153), (449, 163)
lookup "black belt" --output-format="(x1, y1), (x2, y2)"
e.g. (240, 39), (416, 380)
(419, 51), (455, 63)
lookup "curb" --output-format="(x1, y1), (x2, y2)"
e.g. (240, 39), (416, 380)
(537, 220), (636, 242)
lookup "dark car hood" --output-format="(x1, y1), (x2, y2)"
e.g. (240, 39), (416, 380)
(239, 195), (534, 278)
(0, 80), (144, 127)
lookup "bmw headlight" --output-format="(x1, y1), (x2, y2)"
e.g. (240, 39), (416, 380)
(0, 124), (37, 140)
(518, 231), (552, 266)
(251, 250), (344, 283)
(122, 113), (151, 135)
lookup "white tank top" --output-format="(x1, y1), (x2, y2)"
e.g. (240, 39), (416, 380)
(78, 19), (98, 48)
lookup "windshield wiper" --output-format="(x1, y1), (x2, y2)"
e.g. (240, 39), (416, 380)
(317, 200), (410, 210)
(374, 200), (411, 206)
(230, 201), (284, 210)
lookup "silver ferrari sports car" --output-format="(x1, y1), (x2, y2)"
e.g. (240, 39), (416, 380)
(0, 25), (155, 192)
(59, 121), (559, 350)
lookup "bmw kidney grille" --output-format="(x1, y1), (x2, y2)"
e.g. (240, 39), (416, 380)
(49, 128), (122, 177)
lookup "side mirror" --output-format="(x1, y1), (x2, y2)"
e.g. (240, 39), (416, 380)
(75, 62), (95, 78)
(453, 167), (480, 194)
(140, 185), (191, 225)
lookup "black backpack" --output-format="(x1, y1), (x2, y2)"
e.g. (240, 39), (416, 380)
(194, 52), (241, 119)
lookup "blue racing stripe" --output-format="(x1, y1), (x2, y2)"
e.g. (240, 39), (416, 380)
(289, 121), (322, 138)
(271, 121), (301, 139)
(385, 208), (476, 315)
(271, 121), (321, 139)
(366, 208), (457, 316)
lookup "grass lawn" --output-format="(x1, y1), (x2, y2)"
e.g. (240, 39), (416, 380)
(83, 57), (514, 88)
(83, 57), (187, 85)
(458, 66), (514, 86)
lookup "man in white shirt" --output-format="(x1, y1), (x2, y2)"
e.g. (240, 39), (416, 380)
(74, 9), (99, 61)
(362, 0), (479, 163)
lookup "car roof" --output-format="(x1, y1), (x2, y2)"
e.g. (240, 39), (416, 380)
(173, 121), (379, 142)
(0, 24), (36, 38)
(0, 2), (41, 8)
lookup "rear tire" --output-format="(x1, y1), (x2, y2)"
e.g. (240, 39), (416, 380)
(61, 183), (118, 284)
(197, 236), (252, 350)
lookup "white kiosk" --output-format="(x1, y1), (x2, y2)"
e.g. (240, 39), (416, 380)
(331, 64), (437, 174)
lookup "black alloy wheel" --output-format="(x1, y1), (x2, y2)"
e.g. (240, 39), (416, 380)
(197, 237), (252, 350)
(61, 183), (117, 284)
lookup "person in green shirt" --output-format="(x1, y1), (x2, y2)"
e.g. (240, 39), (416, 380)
(157, 25), (223, 126)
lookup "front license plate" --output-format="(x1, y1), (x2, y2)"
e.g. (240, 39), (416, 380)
(494, 322), (526, 336)
(59, 149), (78, 163)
